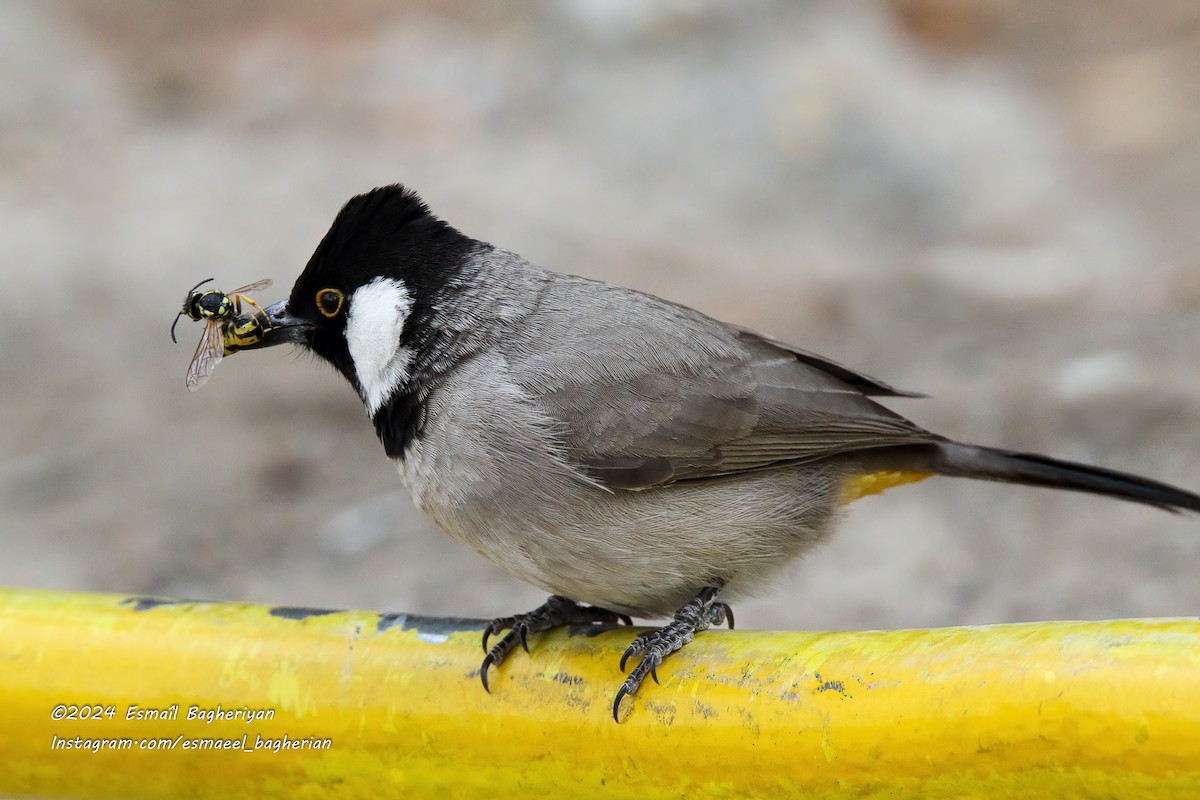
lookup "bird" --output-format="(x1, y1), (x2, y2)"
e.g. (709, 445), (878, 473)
(236, 183), (1200, 721)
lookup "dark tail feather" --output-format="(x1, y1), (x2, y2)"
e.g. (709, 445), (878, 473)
(919, 442), (1200, 513)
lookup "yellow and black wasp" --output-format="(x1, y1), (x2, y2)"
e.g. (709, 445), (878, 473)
(171, 278), (272, 392)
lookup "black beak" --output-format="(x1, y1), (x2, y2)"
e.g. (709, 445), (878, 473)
(240, 300), (314, 350)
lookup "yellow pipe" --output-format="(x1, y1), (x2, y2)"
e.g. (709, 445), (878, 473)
(1, 587), (1198, 799)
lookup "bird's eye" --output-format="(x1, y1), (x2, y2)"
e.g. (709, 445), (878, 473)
(315, 288), (345, 318)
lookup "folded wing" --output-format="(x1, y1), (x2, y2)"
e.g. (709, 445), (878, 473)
(501, 276), (939, 491)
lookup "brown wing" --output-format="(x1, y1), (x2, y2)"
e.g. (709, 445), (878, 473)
(501, 276), (939, 491)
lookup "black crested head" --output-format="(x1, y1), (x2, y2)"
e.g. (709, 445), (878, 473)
(286, 184), (476, 386)
(284, 184), (479, 457)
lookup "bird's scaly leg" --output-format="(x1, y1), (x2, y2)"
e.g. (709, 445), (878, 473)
(613, 586), (733, 721)
(480, 595), (632, 691)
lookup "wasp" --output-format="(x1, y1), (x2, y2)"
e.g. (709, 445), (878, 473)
(171, 278), (272, 392)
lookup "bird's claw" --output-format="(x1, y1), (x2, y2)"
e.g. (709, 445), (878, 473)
(610, 586), (729, 721)
(611, 685), (630, 722)
(480, 651), (496, 693)
(619, 641), (642, 673)
(478, 595), (635, 693)
(612, 647), (665, 721)
(480, 629), (523, 693)
(480, 588), (732, 720)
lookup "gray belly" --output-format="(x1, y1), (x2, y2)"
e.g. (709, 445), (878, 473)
(393, 358), (847, 617)
(398, 434), (844, 616)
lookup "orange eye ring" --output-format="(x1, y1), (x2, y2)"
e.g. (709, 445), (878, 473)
(316, 288), (345, 318)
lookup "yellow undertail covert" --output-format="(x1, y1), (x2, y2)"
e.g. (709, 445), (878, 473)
(840, 469), (932, 503)
(1, 587), (1199, 799)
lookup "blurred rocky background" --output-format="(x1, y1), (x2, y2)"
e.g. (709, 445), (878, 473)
(2, 0), (1199, 630)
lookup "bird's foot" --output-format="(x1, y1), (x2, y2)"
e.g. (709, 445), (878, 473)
(613, 586), (732, 721)
(480, 594), (632, 691)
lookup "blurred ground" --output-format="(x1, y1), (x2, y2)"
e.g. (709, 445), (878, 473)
(2, 0), (1199, 630)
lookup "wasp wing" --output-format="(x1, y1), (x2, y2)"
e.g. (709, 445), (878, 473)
(228, 278), (272, 295)
(186, 320), (224, 392)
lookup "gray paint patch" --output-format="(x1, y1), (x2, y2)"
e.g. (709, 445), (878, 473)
(121, 596), (205, 612)
(268, 606), (338, 621)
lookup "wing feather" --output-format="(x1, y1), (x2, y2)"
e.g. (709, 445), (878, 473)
(499, 275), (937, 490)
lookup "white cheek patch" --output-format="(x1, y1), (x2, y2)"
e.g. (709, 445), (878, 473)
(346, 277), (416, 415)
